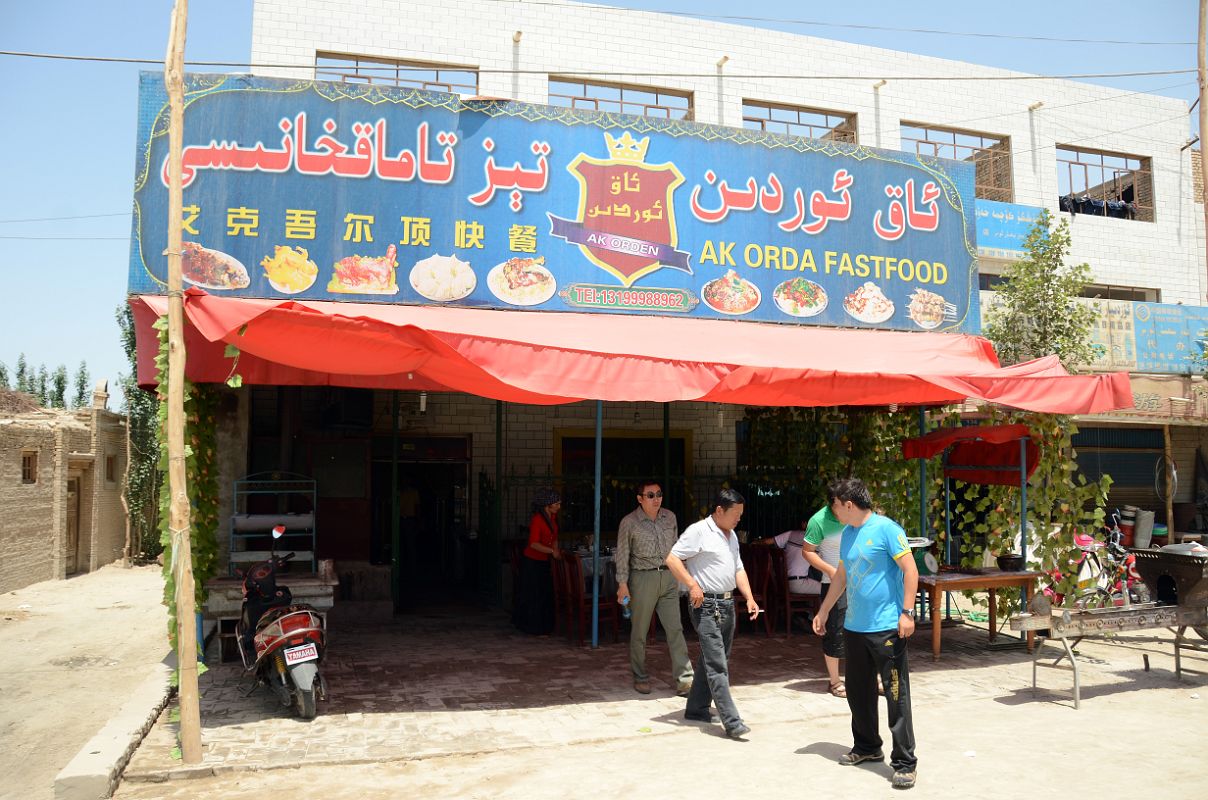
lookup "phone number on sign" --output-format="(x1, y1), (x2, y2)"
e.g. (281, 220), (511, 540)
(565, 284), (694, 311)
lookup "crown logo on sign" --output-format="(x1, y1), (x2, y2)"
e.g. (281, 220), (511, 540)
(604, 132), (650, 163)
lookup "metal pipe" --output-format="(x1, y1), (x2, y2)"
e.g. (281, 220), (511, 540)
(592, 400), (603, 648)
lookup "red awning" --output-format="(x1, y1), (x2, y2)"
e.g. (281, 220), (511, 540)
(901, 424), (1038, 486)
(130, 291), (1133, 413)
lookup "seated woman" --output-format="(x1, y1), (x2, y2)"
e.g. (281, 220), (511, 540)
(512, 488), (563, 635)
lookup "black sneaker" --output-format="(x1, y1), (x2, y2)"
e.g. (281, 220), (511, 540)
(892, 769), (917, 789)
(839, 750), (885, 766)
(725, 723), (751, 739)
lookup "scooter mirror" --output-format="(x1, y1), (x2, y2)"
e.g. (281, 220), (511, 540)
(272, 524), (286, 539)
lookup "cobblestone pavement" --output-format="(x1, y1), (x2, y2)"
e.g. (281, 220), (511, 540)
(121, 604), (1208, 785)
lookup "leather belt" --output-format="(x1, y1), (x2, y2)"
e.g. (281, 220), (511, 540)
(702, 591), (733, 599)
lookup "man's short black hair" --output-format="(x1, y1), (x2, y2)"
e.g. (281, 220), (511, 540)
(827, 477), (873, 510)
(636, 478), (661, 495)
(714, 487), (745, 511)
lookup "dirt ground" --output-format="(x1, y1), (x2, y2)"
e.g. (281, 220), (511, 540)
(112, 677), (1206, 799)
(0, 564), (169, 800)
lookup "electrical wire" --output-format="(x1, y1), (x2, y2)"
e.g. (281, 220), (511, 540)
(0, 50), (1195, 82)
(0, 212), (128, 224)
(483, 0), (1197, 47)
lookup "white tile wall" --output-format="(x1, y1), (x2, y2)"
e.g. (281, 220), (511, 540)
(251, 0), (1204, 305)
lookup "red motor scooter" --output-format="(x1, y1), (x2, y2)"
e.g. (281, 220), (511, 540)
(235, 526), (327, 719)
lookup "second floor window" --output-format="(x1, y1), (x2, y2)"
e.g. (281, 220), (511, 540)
(742, 100), (856, 143)
(315, 53), (478, 94)
(1057, 145), (1154, 222)
(901, 123), (1013, 202)
(548, 78), (692, 120)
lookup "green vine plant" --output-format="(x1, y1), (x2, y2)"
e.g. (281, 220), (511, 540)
(155, 317), (223, 649)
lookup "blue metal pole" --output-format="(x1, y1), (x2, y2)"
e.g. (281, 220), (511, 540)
(1020, 437), (1028, 563)
(592, 400), (603, 648)
(918, 407), (927, 539)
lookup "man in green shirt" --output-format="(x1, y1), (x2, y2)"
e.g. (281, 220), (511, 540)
(803, 503), (846, 697)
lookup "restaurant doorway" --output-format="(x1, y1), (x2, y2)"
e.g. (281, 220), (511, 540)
(370, 436), (473, 605)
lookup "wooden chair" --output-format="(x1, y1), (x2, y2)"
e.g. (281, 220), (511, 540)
(779, 542), (821, 637)
(562, 555), (620, 647)
(550, 555), (570, 637)
(739, 544), (775, 637)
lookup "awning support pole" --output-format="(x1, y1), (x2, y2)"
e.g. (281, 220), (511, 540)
(918, 407), (927, 540)
(1020, 437), (1028, 562)
(391, 390), (400, 612)
(592, 400), (603, 649)
(663, 403), (671, 502)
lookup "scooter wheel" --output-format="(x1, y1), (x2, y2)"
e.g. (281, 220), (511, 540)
(295, 687), (317, 719)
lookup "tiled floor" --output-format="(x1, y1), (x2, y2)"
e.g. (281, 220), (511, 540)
(122, 603), (1197, 782)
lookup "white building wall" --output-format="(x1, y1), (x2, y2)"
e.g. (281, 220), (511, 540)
(251, 0), (1202, 304)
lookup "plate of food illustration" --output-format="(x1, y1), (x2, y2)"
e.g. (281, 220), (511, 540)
(410, 254), (476, 301)
(906, 288), (957, 330)
(772, 277), (828, 317)
(701, 269), (761, 315)
(487, 256), (556, 306)
(261, 245), (319, 294)
(181, 242), (250, 290)
(843, 281), (895, 324)
(328, 244), (399, 294)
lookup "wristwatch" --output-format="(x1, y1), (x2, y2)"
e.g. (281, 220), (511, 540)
(901, 607), (916, 618)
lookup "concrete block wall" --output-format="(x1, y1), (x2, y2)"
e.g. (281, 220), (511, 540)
(251, 0), (1202, 303)
(0, 421), (58, 592)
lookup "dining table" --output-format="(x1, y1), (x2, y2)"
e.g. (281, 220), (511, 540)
(917, 569), (1042, 661)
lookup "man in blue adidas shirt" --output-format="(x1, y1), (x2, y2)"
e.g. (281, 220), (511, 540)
(812, 477), (919, 790)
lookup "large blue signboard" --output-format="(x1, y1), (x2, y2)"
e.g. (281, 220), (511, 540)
(130, 74), (979, 333)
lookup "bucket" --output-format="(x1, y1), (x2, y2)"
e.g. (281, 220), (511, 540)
(1152, 523), (1168, 544)
(1134, 510), (1155, 548)
(1118, 522), (1135, 547)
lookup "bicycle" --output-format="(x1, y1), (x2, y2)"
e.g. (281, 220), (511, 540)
(1042, 510), (1151, 611)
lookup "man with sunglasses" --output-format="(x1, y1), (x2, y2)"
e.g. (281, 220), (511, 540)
(616, 480), (693, 696)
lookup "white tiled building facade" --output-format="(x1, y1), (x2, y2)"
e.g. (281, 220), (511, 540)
(250, 0), (1203, 303)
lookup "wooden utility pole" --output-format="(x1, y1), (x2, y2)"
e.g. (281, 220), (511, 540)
(1200, 0), (1208, 297)
(165, 0), (202, 764)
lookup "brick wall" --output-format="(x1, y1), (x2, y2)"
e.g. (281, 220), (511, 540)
(252, 0), (1204, 303)
(0, 420), (59, 592)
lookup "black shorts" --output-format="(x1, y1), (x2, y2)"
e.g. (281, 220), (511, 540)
(823, 593), (846, 659)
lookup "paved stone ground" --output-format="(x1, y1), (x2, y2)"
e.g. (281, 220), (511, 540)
(120, 602), (1208, 786)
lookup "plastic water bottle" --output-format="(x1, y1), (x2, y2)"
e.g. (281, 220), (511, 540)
(621, 595), (632, 619)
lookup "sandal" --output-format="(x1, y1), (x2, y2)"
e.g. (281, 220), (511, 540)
(828, 680), (847, 698)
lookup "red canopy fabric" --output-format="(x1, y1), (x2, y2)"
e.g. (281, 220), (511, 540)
(901, 424), (1039, 486)
(131, 292), (1134, 413)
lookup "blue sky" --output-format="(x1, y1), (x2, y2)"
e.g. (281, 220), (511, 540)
(0, 1), (1197, 406)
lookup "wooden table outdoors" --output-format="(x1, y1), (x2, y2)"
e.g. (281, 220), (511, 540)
(917, 570), (1042, 661)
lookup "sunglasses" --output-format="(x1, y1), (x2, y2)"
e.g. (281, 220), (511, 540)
(641, 491), (664, 499)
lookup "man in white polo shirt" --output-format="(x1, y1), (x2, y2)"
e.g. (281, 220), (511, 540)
(666, 488), (761, 740)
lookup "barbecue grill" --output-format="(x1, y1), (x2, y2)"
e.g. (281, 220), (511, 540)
(1009, 550), (1208, 709)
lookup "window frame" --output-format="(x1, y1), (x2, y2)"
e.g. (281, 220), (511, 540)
(21, 451), (37, 484)
(1056, 144), (1154, 222)
(900, 121), (1013, 202)
(548, 77), (693, 120)
(741, 99), (857, 143)
(315, 53), (479, 94)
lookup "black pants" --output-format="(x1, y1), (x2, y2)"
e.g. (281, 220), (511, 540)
(844, 628), (917, 771)
(513, 557), (554, 635)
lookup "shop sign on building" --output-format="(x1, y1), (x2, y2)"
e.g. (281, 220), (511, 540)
(1087, 300), (1208, 374)
(974, 200), (1042, 261)
(130, 74), (979, 333)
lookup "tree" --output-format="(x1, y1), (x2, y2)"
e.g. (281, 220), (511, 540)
(0, 362), (8, 389)
(35, 364), (49, 406)
(982, 209), (1098, 370)
(15, 354), (29, 394)
(72, 361), (90, 408)
(116, 305), (163, 559)
(50, 366), (68, 408)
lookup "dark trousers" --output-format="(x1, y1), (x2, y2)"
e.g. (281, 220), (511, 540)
(844, 628), (917, 771)
(686, 598), (743, 732)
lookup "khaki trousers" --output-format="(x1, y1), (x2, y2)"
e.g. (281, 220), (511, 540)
(629, 568), (693, 686)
